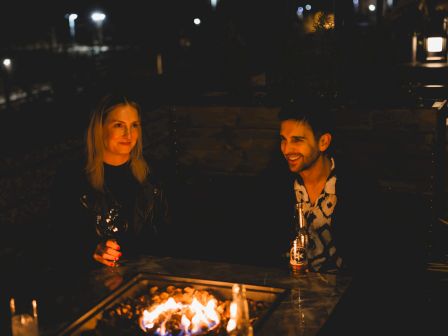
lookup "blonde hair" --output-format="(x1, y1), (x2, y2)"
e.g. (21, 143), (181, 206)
(85, 94), (149, 192)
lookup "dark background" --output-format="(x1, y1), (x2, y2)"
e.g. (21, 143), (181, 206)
(0, 0), (446, 257)
(1, 1), (448, 335)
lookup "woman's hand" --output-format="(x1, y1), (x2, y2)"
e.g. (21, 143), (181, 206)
(93, 239), (122, 267)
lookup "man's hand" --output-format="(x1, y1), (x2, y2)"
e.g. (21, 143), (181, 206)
(93, 240), (122, 267)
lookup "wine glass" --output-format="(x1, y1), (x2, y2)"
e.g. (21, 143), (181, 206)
(95, 204), (128, 266)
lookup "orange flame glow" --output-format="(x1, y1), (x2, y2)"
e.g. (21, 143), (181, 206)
(140, 295), (221, 335)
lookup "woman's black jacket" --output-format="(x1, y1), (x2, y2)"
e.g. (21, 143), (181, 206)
(47, 158), (170, 270)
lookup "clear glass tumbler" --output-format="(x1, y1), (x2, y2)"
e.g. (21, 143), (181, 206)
(10, 298), (39, 336)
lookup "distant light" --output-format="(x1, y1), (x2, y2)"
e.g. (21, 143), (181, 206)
(368, 4), (376, 11)
(193, 18), (201, 25)
(427, 37), (444, 52)
(386, 0), (393, 7)
(297, 6), (304, 18)
(305, 4), (311, 10)
(66, 13), (78, 40)
(91, 12), (106, 23)
(210, 0), (219, 9)
(2, 58), (11, 68)
(425, 85), (445, 88)
(91, 11), (106, 46)
(353, 0), (359, 10)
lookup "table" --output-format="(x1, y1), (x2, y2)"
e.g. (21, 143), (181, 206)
(4, 256), (352, 336)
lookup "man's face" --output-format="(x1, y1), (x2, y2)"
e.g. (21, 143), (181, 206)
(102, 104), (140, 164)
(280, 119), (321, 174)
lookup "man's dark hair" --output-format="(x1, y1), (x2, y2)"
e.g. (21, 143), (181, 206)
(278, 96), (335, 140)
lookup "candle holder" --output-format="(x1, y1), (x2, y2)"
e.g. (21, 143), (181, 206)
(9, 297), (39, 336)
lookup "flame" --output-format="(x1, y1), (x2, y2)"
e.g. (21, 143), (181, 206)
(181, 314), (191, 329)
(140, 293), (221, 336)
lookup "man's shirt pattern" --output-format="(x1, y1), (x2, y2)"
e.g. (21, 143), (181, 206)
(293, 159), (342, 272)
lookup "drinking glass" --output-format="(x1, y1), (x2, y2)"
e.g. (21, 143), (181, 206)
(10, 298), (39, 336)
(95, 205), (128, 266)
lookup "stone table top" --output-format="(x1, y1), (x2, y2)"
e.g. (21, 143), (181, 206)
(45, 256), (352, 336)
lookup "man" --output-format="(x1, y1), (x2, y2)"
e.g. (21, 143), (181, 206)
(278, 98), (377, 274)
(277, 98), (426, 335)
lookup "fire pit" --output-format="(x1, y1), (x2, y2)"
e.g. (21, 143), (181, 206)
(57, 273), (288, 336)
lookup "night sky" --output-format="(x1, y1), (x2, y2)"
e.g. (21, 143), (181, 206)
(0, 0), (288, 47)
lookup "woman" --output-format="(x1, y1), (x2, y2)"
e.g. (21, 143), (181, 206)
(49, 93), (169, 268)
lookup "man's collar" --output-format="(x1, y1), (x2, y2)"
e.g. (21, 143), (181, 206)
(294, 157), (337, 195)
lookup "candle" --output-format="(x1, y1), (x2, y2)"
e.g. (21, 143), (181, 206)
(32, 300), (37, 318)
(10, 298), (16, 315)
